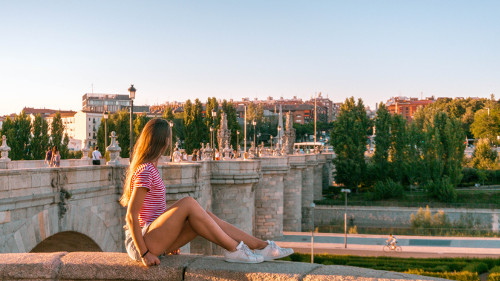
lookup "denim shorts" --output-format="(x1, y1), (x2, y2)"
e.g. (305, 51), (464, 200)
(124, 223), (151, 261)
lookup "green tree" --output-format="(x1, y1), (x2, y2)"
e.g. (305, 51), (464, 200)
(415, 110), (465, 201)
(50, 112), (65, 150)
(330, 97), (370, 192)
(389, 114), (408, 183)
(471, 138), (497, 170)
(113, 110), (131, 158)
(221, 100), (241, 149)
(61, 133), (70, 159)
(470, 107), (500, 143)
(12, 111), (32, 160)
(30, 114), (50, 160)
(134, 113), (151, 140)
(183, 99), (195, 153)
(372, 103), (392, 182)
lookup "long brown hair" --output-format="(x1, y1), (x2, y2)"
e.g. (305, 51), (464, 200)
(119, 118), (171, 206)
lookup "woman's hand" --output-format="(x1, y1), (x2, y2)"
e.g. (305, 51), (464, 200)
(141, 252), (160, 267)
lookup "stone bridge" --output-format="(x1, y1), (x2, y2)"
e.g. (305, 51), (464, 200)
(0, 153), (334, 255)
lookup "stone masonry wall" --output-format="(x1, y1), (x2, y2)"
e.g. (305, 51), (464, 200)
(1, 154), (333, 256)
(254, 157), (289, 240)
(209, 160), (261, 254)
(301, 154), (317, 231)
(283, 155), (306, 232)
(314, 205), (499, 232)
(0, 165), (125, 253)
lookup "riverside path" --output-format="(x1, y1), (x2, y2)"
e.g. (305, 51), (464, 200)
(277, 232), (500, 258)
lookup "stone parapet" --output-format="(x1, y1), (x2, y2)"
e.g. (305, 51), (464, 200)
(283, 155), (306, 232)
(0, 252), (447, 281)
(254, 157), (290, 240)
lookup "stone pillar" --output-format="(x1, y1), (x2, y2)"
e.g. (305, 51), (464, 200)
(322, 153), (335, 189)
(314, 154), (326, 201)
(0, 135), (11, 169)
(106, 132), (121, 166)
(210, 160), (260, 254)
(301, 154), (317, 231)
(283, 155), (306, 232)
(254, 156), (289, 240)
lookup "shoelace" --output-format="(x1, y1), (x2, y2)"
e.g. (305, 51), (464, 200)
(241, 243), (255, 258)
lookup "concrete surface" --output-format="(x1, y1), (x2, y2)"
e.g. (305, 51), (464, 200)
(0, 252), (451, 280)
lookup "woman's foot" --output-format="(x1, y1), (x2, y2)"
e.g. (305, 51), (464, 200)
(224, 241), (264, 263)
(254, 240), (294, 261)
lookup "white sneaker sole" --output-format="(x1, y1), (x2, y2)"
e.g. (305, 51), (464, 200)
(224, 258), (264, 264)
(261, 251), (294, 261)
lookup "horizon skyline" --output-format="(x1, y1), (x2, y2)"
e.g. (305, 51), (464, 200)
(1, 1), (499, 116)
(1, 91), (492, 117)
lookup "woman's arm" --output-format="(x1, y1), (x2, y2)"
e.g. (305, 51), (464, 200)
(126, 186), (159, 266)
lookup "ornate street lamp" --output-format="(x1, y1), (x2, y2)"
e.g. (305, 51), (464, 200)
(103, 105), (109, 149)
(270, 135), (273, 149)
(236, 130), (240, 156)
(277, 125), (282, 150)
(128, 84), (136, 159)
(168, 120), (174, 161)
(210, 127), (214, 159)
(252, 120), (257, 147)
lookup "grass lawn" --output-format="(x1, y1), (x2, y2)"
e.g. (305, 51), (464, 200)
(281, 253), (500, 281)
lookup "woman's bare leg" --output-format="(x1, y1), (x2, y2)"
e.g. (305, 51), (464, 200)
(162, 220), (197, 254)
(143, 197), (238, 256)
(207, 211), (268, 250)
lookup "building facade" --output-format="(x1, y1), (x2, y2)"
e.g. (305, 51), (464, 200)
(386, 96), (435, 122)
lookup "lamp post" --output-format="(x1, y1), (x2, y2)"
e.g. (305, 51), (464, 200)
(103, 105), (109, 149)
(236, 130), (240, 156)
(270, 135), (273, 149)
(341, 188), (351, 248)
(310, 202), (315, 264)
(168, 120), (174, 161)
(128, 84), (136, 159)
(210, 127), (214, 160)
(252, 120), (257, 147)
(212, 110), (217, 150)
(277, 125), (282, 151)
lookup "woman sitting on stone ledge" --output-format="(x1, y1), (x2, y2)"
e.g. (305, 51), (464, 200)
(121, 118), (293, 267)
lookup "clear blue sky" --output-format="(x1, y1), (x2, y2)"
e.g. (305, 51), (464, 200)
(1, 0), (499, 116)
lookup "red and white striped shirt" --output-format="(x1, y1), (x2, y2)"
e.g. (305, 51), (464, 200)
(131, 163), (166, 227)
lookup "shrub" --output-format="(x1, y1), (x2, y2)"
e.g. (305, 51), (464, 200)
(489, 273), (500, 281)
(373, 178), (404, 200)
(463, 262), (489, 274)
(490, 266), (500, 273)
(348, 225), (358, 234)
(405, 269), (479, 281)
(424, 177), (457, 202)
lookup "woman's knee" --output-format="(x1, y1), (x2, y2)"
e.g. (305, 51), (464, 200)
(178, 196), (199, 208)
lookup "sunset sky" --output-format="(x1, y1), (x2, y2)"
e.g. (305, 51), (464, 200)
(1, 0), (499, 115)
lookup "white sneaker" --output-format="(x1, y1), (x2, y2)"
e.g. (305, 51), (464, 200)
(254, 240), (294, 261)
(224, 241), (264, 263)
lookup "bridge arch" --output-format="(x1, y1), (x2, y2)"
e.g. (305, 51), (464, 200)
(30, 231), (102, 252)
(12, 204), (121, 253)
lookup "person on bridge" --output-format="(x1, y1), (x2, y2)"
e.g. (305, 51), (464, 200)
(121, 118), (293, 267)
(386, 233), (398, 249)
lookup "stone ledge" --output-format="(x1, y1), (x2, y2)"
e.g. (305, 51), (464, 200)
(0, 252), (449, 281)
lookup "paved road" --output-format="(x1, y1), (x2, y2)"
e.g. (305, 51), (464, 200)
(275, 232), (500, 258)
